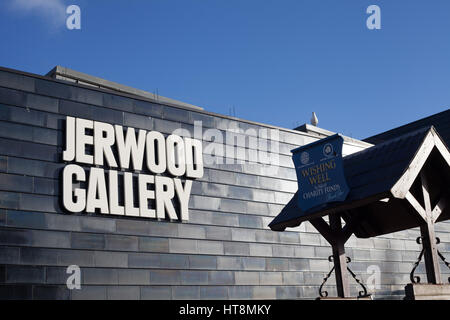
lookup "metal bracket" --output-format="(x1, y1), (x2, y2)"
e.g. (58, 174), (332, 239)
(410, 237), (450, 284)
(319, 256), (369, 298)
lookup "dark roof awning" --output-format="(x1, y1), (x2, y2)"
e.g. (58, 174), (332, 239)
(269, 126), (450, 238)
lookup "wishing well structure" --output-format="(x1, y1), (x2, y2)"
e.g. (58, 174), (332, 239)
(270, 126), (450, 299)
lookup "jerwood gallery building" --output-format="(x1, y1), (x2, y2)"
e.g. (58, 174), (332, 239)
(0, 65), (449, 300)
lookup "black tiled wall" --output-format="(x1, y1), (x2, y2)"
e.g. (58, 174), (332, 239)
(0, 68), (448, 300)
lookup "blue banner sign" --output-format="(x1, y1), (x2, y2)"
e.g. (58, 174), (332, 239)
(291, 134), (349, 213)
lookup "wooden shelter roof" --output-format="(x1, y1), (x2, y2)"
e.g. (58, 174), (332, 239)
(269, 126), (450, 238)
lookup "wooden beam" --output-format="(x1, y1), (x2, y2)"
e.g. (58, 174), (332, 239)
(432, 196), (447, 223)
(341, 212), (359, 243)
(405, 191), (427, 221)
(310, 217), (336, 245)
(329, 213), (350, 298)
(391, 132), (435, 199)
(420, 172), (442, 284)
(431, 129), (450, 169)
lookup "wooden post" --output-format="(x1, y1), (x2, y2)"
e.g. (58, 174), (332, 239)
(329, 213), (350, 298)
(420, 172), (442, 284)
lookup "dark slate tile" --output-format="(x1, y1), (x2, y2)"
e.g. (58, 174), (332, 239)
(116, 219), (150, 236)
(149, 270), (180, 285)
(123, 112), (153, 130)
(0, 87), (27, 107)
(0, 228), (32, 246)
(94, 251), (128, 268)
(190, 112), (215, 129)
(180, 270), (208, 285)
(6, 265), (45, 284)
(147, 222), (178, 237)
(46, 213), (81, 232)
(20, 247), (58, 265)
(107, 286), (140, 300)
(188, 255), (217, 270)
(288, 258), (310, 271)
(0, 285), (32, 300)
(45, 266), (67, 284)
(223, 242), (249, 256)
(153, 118), (182, 135)
(242, 257), (266, 271)
(33, 177), (58, 195)
(71, 286), (107, 300)
(279, 232), (300, 244)
(7, 210), (47, 229)
(276, 286), (303, 299)
(105, 234), (138, 251)
(7, 157), (63, 179)
(0, 105), (10, 121)
(208, 271), (234, 285)
(0, 137), (58, 162)
(35, 79), (71, 100)
(128, 253), (160, 268)
(59, 98), (93, 118)
(266, 258), (289, 271)
(117, 269), (150, 285)
(0, 121), (33, 143)
(217, 256), (242, 270)
(0, 266), (5, 283)
(0, 156), (6, 173)
(19, 193), (58, 213)
(26, 93), (59, 113)
(45, 113), (66, 130)
(58, 249), (95, 267)
(0, 209), (5, 226)
(79, 216), (115, 233)
(8, 105), (47, 127)
(228, 286), (253, 299)
(83, 268), (118, 285)
(103, 93), (134, 112)
(140, 286), (171, 300)
(139, 237), (169, 253)
(69, 86), (103, 106)
(32, 126), (59, 145)
(0, 246), (19, 264)
(238, 215), (263, 229)
(178, 224), (206, 239)
(29, 229), (71, 248)
(252, 286), (276, 299)
(0, 191), (20, 210)
(33, 285), (71, 300)
(71, 232), (105, 250)
(0, 71), (35, 92)
(172, 286), (200, 299)
(160, 254), (189, 269)
(133, 100), (163, 118)
(200, 286), (228, 299)
(91, 105), (123, 124)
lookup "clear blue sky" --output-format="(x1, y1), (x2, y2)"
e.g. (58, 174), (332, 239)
(1, 0), (450, 139)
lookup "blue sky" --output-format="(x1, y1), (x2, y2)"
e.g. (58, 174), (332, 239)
(1, 0), (450, 139)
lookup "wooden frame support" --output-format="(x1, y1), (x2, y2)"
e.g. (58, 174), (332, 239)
(405, 172), (444, 284)
(311, 213), (354, 298)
